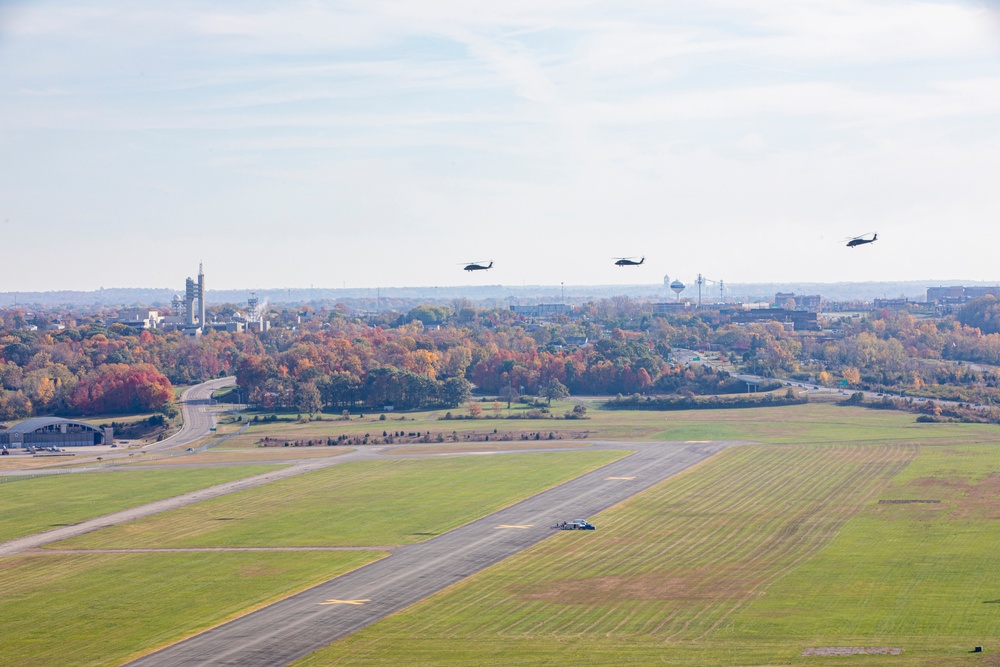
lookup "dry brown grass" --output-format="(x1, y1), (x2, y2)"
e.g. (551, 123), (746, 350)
(388, 441), (590, 455)
(137, 448), (353, 466)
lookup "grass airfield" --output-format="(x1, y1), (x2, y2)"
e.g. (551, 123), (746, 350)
(216, 400), (999, 449)
(52, 452), (626, 550)
(0, 451), (625, 665)
(0, 466), (280, 543)
(2, 402), (1000, 665)
(292, 412), (1000, 667)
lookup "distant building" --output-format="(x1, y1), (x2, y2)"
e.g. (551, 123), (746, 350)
(0, 417), (112, 448)
(246, 320), (270, 333)
(111, 309), (163, 329)
(926, 286), (1000, 304)
(652, 302), (690, 314)
(774, 292), (821, 311)
(873, 298), (910, 310)
(510, 304), (571, 318)
(204, 321), (245, 333)
(722, 308), (820, 331)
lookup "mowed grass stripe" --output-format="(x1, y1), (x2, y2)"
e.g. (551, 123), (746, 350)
(685, 446), (915, 641)
(331, 444), (915, 645)
(724, 443), (1000, 649)
(425, 447), (790, 638)
(0, 466), (280, 544)
(539, 447), (872, 638)
(420, 447), (828, 639)
(53, 451), (626, 550)
(0, 551), (379, 667)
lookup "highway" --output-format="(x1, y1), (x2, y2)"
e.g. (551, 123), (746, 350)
(125, 440), (737, 667)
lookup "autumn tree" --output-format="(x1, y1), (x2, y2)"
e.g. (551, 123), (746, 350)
(541, 378), (569, 405)
(68, 364), (173, 415)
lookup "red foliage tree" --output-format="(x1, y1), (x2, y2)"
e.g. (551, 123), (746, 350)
(68, 363), (174, 415)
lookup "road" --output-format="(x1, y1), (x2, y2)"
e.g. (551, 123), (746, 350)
(125, 440), (736, 667)
(673, 347), (999, 410)
(146, 377), (237, 452)
(0, 376), (239, 477)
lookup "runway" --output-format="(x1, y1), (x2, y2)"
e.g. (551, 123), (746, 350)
(126, 440), (736, 667)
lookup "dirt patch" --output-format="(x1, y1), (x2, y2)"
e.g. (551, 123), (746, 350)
(908, 473), (1000, 520)
(0, 556), (28, 571)
(802, 647), (902, 656)
(517, 568), (762, 604)
(237, 563), (288, 578)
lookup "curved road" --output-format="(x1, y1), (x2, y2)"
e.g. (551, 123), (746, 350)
(146, 377), (236, 452)
(0, 376), (238, 477)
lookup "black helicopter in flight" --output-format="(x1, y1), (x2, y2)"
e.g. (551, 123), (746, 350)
(614, 256), (645, 267)
(846, 233), (877, 248)
(462, 260), (493, 272)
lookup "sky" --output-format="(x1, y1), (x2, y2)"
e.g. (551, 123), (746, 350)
(2, 1), (999, 292)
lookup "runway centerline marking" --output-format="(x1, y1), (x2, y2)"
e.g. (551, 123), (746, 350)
(605, 476), (636, 480)
(320, 599), (370, 605)
(496, 524), (533, 529)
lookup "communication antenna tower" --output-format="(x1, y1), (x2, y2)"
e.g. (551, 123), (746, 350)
(695, 274), (726, 307)
(248, 292), (260, 323)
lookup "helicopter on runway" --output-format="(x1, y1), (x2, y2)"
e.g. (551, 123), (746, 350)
(614, 257), (645, 267)
(462, 260), (493, 272)
(846, 233), (877, 248)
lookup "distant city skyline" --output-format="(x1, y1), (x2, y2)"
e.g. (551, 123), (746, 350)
(2, 1), (999, 291)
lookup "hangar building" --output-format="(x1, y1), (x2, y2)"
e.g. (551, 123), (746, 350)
(0, 417), (113, 449)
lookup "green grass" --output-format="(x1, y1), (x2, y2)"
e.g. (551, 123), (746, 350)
(722, 444), (1000, 655)
(294, 440), (1000, 666)
(0, 466), (280, 543)
(224, 402), (1000, 449)
(53, 451), (627, 549)
(0, 550), (380, 667)
(12, 403), (1000, 666)
(295, 444), (914, 666)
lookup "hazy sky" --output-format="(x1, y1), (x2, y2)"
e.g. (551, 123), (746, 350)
(2, 1), (999, 292)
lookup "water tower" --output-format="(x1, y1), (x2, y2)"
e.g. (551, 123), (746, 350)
(670, 279), (686, 300)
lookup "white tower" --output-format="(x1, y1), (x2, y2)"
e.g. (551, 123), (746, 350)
(198, 262), (206, 330)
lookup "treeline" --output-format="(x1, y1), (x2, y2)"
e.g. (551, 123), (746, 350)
(6, 293), (1000, 420)
(842, 392), (1000, 424)
(233, 325), (733, 413)
(605, 389), (802, 411)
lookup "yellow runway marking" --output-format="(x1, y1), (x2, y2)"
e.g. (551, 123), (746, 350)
(320, 599), (370, 605)
(605, 476), (636, 480)
(496, 524), (533, 529)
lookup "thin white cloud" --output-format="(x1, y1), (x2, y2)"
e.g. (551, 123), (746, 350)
(1, 0), (998, 290)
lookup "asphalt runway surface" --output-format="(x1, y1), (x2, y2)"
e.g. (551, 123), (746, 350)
(126, 440), (737, 667)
